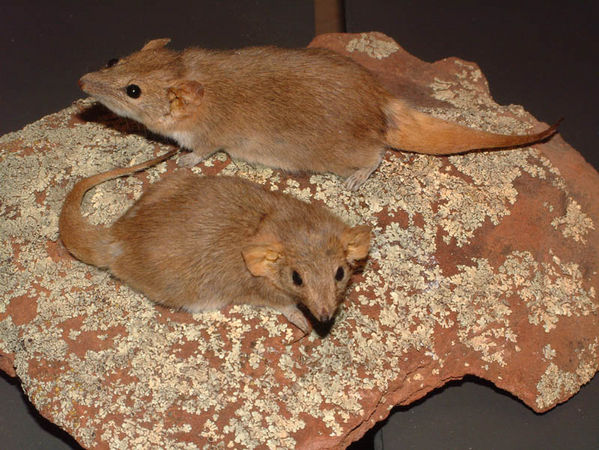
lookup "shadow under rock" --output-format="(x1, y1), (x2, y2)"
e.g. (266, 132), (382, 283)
(0, 371), (84, 450)
(76, 102), (178, 149)
(347, 374), (548, 449)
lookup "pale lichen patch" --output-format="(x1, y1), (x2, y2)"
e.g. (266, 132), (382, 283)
(346, 33), (400, 59)
(536, 339), (598, 409)
(502, 251), (597, 332)
(551, 199), (595, 243)
(543, 344), (556, 361)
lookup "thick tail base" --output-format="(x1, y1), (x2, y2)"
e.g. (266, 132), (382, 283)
(59, 149), (178, 267)
(384, 99), (561, 155)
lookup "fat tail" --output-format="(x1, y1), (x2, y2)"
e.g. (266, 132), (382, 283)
(383, 99), (561, 154)
(59, 149), (178, 266)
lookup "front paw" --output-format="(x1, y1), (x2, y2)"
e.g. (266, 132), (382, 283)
(178, 151), (204, 168)
(280, 305), (311, 335)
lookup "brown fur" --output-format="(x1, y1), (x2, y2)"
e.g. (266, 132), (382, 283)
(79, 39), (560, 190)
(59, 157), (371, 334)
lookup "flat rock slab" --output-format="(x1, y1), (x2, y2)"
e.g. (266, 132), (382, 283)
(1, 32), (598, 449)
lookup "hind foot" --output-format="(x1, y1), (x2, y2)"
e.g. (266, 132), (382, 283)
(343, 149), (383, 190)
(178, 151), (205, 168)
(344, 165), (378, 191)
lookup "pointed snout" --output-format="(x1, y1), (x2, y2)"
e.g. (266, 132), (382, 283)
(78, 73), (90, 92)
(304, 283), (340, 324)
(316, 305), (336, 323)
(78, 73), (96, 94)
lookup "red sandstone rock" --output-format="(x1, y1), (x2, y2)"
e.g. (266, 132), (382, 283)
(0, 32), (597, 448)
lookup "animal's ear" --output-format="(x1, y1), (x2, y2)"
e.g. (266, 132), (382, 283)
(242, 240), (284, 278)
(167, 80), (205, 118)
(141, 38), (171, 51)
(341, 225), (371, 263)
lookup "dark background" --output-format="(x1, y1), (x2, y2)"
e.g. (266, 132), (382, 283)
(1, 1), (597, 448)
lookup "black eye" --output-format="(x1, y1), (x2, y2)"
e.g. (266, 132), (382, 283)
(335, 266), (345, 281)
(106, 58), (119, 68)
(126, 84), (141, 98)
(292, 270), (303, 286)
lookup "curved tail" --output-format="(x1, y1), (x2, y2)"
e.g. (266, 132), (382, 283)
(59, 149), (178, 267)
(383, 99), (561, 154)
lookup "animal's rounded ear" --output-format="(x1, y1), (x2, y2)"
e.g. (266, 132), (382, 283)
(167, 81), (205, 117)
(242, 241), (283, 278)
(141, 38), (171, 51)
(341, 225), (371, 263)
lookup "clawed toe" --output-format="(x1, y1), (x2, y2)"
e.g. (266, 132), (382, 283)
(280, 305), (311, 336)
(178, 152), (204, 167)
(344, 170), (370, 191)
